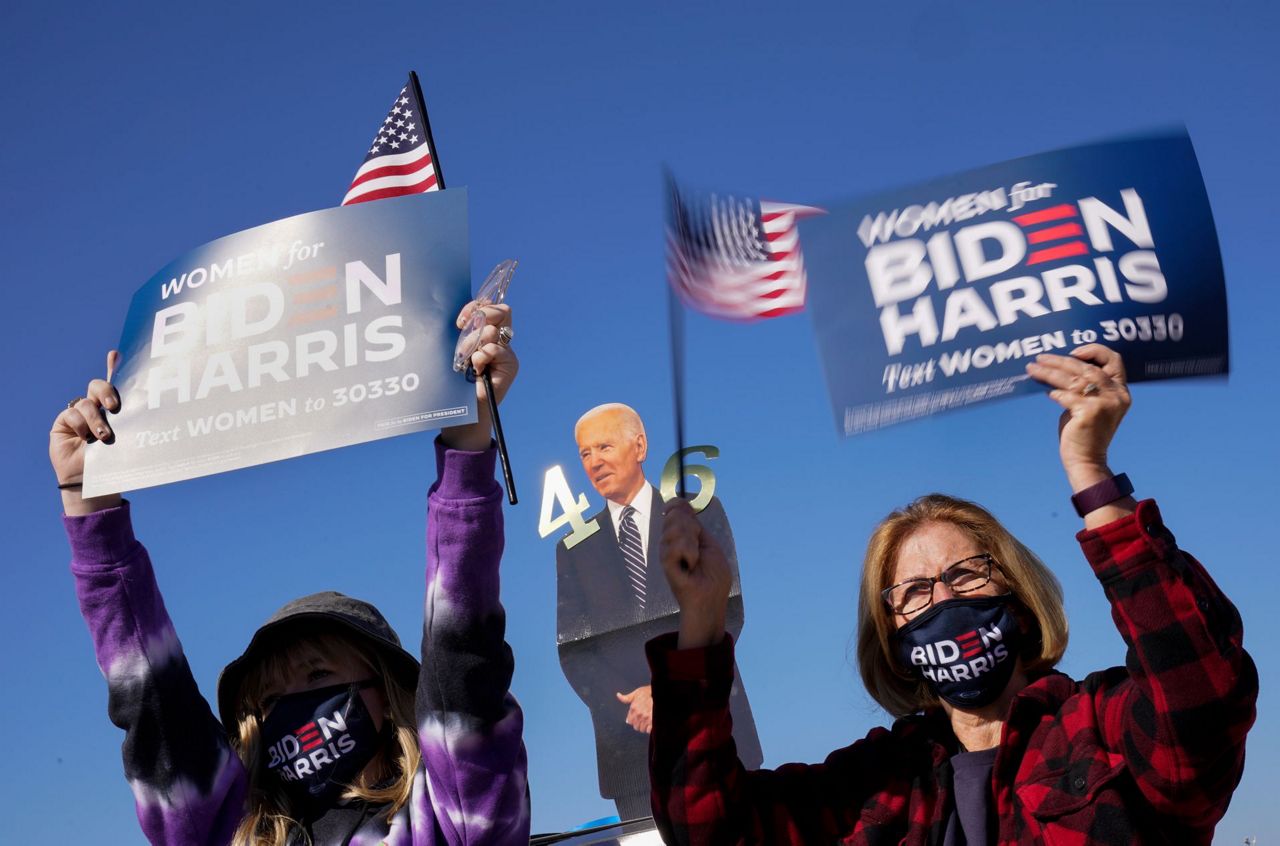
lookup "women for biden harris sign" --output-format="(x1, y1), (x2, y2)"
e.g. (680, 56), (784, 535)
(801, 130), (1229, 436)
(83, 191), (475, 496)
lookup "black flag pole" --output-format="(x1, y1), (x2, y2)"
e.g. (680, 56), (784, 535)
(668, 280), (688, 502)
(665, 186), (696, 573)
(408, 71), (444, 189)
(665, 170), (689, 505)
(412, 69), (517, 504)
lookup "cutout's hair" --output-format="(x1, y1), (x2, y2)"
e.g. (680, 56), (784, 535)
(574, 403), (645, 443)
(856, 493), (1068, 717)
(229, 627), (420, 845)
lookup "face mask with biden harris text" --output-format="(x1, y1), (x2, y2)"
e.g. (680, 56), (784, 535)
(895, 594), (1021, 709)
(260, 680), (383, 811)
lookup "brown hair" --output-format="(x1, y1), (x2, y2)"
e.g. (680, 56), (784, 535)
(856, 493), (1068, 717)
(229, 628), (421, 845)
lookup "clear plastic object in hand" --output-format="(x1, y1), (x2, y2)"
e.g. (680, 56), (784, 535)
(453, 259), (517, 372)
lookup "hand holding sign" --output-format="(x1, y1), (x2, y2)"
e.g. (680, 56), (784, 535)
(50, 351), (124, 516)
(1026, 344), (1136, 527)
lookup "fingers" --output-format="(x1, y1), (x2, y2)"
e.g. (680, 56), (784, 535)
(86, 378), (121, 413)
(1025, 351), (1116, 396)
(73, 397), (114, 443)
(660, 501), (700, 575)
(469, 339), (517, 378)
(456, 301), (512, 330)
(1070, 343), (1127, 382)
(616, 691), (635, 704)
(56, 406), (95, 442)
(106, 349), (121, 383)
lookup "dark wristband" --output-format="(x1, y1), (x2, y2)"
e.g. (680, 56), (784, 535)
(57, 482), (83, 490)
(1071, 473), (1134, 517)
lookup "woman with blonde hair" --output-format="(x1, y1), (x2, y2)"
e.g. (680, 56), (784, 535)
(53, 303), (529, 846)
(649, 345), (1257, 844)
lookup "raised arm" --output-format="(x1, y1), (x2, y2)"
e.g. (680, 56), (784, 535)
(1078, 501), (1256, 829)
(652, 501), (903, 844)
(1028, 345), (1258, 827)
(416, 303), (530, 846)
(54, 358), (247, 846)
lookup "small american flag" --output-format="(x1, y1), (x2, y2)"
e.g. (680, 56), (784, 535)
(343, 74), (441, 206)
(667, 177), (823, 320)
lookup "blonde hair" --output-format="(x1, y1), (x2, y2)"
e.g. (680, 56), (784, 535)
(856, 494), (1068, 717)
(229, 628), (421, 845)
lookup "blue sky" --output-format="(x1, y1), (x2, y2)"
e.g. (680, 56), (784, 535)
(2, 1), (1277, 841)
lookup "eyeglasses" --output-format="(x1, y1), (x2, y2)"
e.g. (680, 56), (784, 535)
(881, 553), (996, 616)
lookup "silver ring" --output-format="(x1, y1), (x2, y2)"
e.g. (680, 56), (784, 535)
(1081, 382), (1100, 396)
(498, 326), (514, 346)
(67, 397), (85, 410)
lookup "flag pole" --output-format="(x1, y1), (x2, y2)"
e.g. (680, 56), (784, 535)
(409, 71), (444, 190)
(668, 280), (688, 503)
(664, 169), (688, 507)
(412, 69), (517, 504)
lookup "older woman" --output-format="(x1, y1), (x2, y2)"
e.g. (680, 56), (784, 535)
(648, 346), (1256, 845)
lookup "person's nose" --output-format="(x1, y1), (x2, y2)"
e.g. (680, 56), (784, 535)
(933, 580), (958, 603)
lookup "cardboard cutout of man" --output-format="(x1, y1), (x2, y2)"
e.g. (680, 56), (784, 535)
(556, 403), (762, 821)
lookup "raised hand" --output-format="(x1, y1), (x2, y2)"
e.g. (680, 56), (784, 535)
(660, 500), (731, 649)
(51, 351), (124, 515)
(441, 302), (517, 451)
(1025, 344), (1132, 495)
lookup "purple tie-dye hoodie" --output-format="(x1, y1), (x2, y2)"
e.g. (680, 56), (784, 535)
(65, 441), (530, 846)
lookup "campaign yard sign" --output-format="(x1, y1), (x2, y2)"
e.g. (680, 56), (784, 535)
(802, 131), (1228, 436)
(83, 191), (475, 496)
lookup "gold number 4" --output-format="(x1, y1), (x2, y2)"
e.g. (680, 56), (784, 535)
(538, 465), (600, 550)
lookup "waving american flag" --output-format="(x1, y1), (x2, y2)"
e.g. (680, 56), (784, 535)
(667, 177), (824, 320)
(343, 73), (442, 205)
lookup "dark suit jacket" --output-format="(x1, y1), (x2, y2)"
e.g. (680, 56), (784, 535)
(556, 486), (762, 800)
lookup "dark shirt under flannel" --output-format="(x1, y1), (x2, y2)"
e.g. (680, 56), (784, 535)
(647, 500), (1257, 845)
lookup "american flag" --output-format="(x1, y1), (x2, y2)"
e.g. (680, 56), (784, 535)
(342, 74), (441, 206)
(667, 178), (824, 320)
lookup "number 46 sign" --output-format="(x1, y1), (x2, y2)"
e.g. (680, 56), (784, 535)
(537, 446), (720, 549)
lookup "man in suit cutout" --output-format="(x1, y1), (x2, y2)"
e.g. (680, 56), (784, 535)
(556, 403), (762, 821)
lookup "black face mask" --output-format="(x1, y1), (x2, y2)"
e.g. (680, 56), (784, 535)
(260, 680), (382, 812)
(895, 594), (1021, 709)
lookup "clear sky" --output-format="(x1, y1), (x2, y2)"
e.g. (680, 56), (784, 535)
(2, 1), (1277, 841)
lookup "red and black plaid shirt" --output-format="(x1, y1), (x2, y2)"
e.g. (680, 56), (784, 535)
(647, 500), (1257, 845)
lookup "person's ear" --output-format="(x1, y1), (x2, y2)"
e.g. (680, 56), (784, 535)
(635, 432), (648, 462)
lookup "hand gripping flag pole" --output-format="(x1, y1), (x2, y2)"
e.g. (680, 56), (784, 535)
(454, 260), (520, 506)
